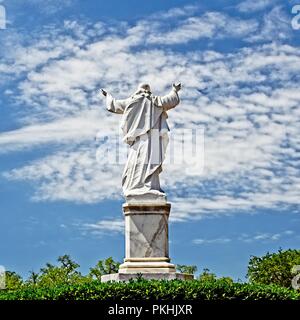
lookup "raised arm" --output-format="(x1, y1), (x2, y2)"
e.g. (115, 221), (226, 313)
(154, 83), (181, 111)
(100, 89), (128, 114)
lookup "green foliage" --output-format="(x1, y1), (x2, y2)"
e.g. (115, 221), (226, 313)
(0, 278), (298, 301)
(27, 271), (39, 285)
(198, 268), (217, 281)
(89, 257), (120, 280)
(4, 271), (23, 290)
(29, 254), (89, 288)
(198, 268), (234, 285)
(1, 251), (299, 300)
(176, 264), (197, 275)
(247, 248), (300, 289)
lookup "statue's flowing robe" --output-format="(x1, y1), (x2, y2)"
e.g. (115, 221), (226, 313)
(106, 88), (179, 199)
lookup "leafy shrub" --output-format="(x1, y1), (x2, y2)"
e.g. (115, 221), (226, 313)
(89, 257), (121, 281)
(2, 252), (299, 300)
(247, 248), (300, 289)
(0, 278), (299, 301)
(3, 271), (23, 290)
(27, 255), (88, 288)
(176, 264), (197, 275)
(198, 268), (234, 284)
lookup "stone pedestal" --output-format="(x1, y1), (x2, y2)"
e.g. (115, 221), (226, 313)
(101, 202), (193, 282)
(101, 272), (193, 282)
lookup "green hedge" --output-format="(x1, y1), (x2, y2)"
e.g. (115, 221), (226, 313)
(0, 278), (299, 300)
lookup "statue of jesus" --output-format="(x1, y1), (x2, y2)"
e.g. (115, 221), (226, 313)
(100, 83), (181, 203)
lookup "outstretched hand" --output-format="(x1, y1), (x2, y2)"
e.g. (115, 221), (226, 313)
(173, 82), (182, 92)
(99, 88), (107, 97)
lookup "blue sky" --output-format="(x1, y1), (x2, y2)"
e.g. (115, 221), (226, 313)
(0, 0), (300, 281)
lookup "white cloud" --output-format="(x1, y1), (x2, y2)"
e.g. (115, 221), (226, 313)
(237, 0), (274, 13)
(80, 219), (124, 237)
(147, 12), (258, 45)
(246, 6), (291, 43)
(193, 230), (295, 245)
(238, 230), (295, 243)
(9, 0), (76, 15)
(0, 111), (106, 152)
(152, 4), (198, 19)
(193, 238), (231, 245)
(3, 147), (123, 203)
(1, 6), (300, 221)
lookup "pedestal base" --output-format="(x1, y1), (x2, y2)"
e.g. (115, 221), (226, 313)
(101, 272), (194, 282)
(119, 257), (176, 273)
(101, 202), (194, 282)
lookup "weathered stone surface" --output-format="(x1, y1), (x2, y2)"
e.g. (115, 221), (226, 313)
(100, 83), (192, 283)
(100, 202), (193, 282)
(101, 272), (194, 282)
(102, 83), (181, 201)
(119, 202), (176, 274)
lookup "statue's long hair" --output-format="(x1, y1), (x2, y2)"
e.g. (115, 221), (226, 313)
(131, 83), (152, 98)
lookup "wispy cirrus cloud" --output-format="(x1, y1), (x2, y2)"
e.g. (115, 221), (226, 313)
(146, 12), (258, 45)
(237, 0), (275, 13)
(0, 4), (299, 222)
(246, 6), (292, 43)
(8, 0), (77, 15)
(193, 237), (232, 245)
(3, 147), (123, 202)
(238, 230), (295, 243)
(193, 230), (295, 245)
(0, 111), (104, 152)
(80, 219), (124, 237)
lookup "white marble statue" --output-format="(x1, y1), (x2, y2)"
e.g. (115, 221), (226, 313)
(100, 83), (181, 203)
